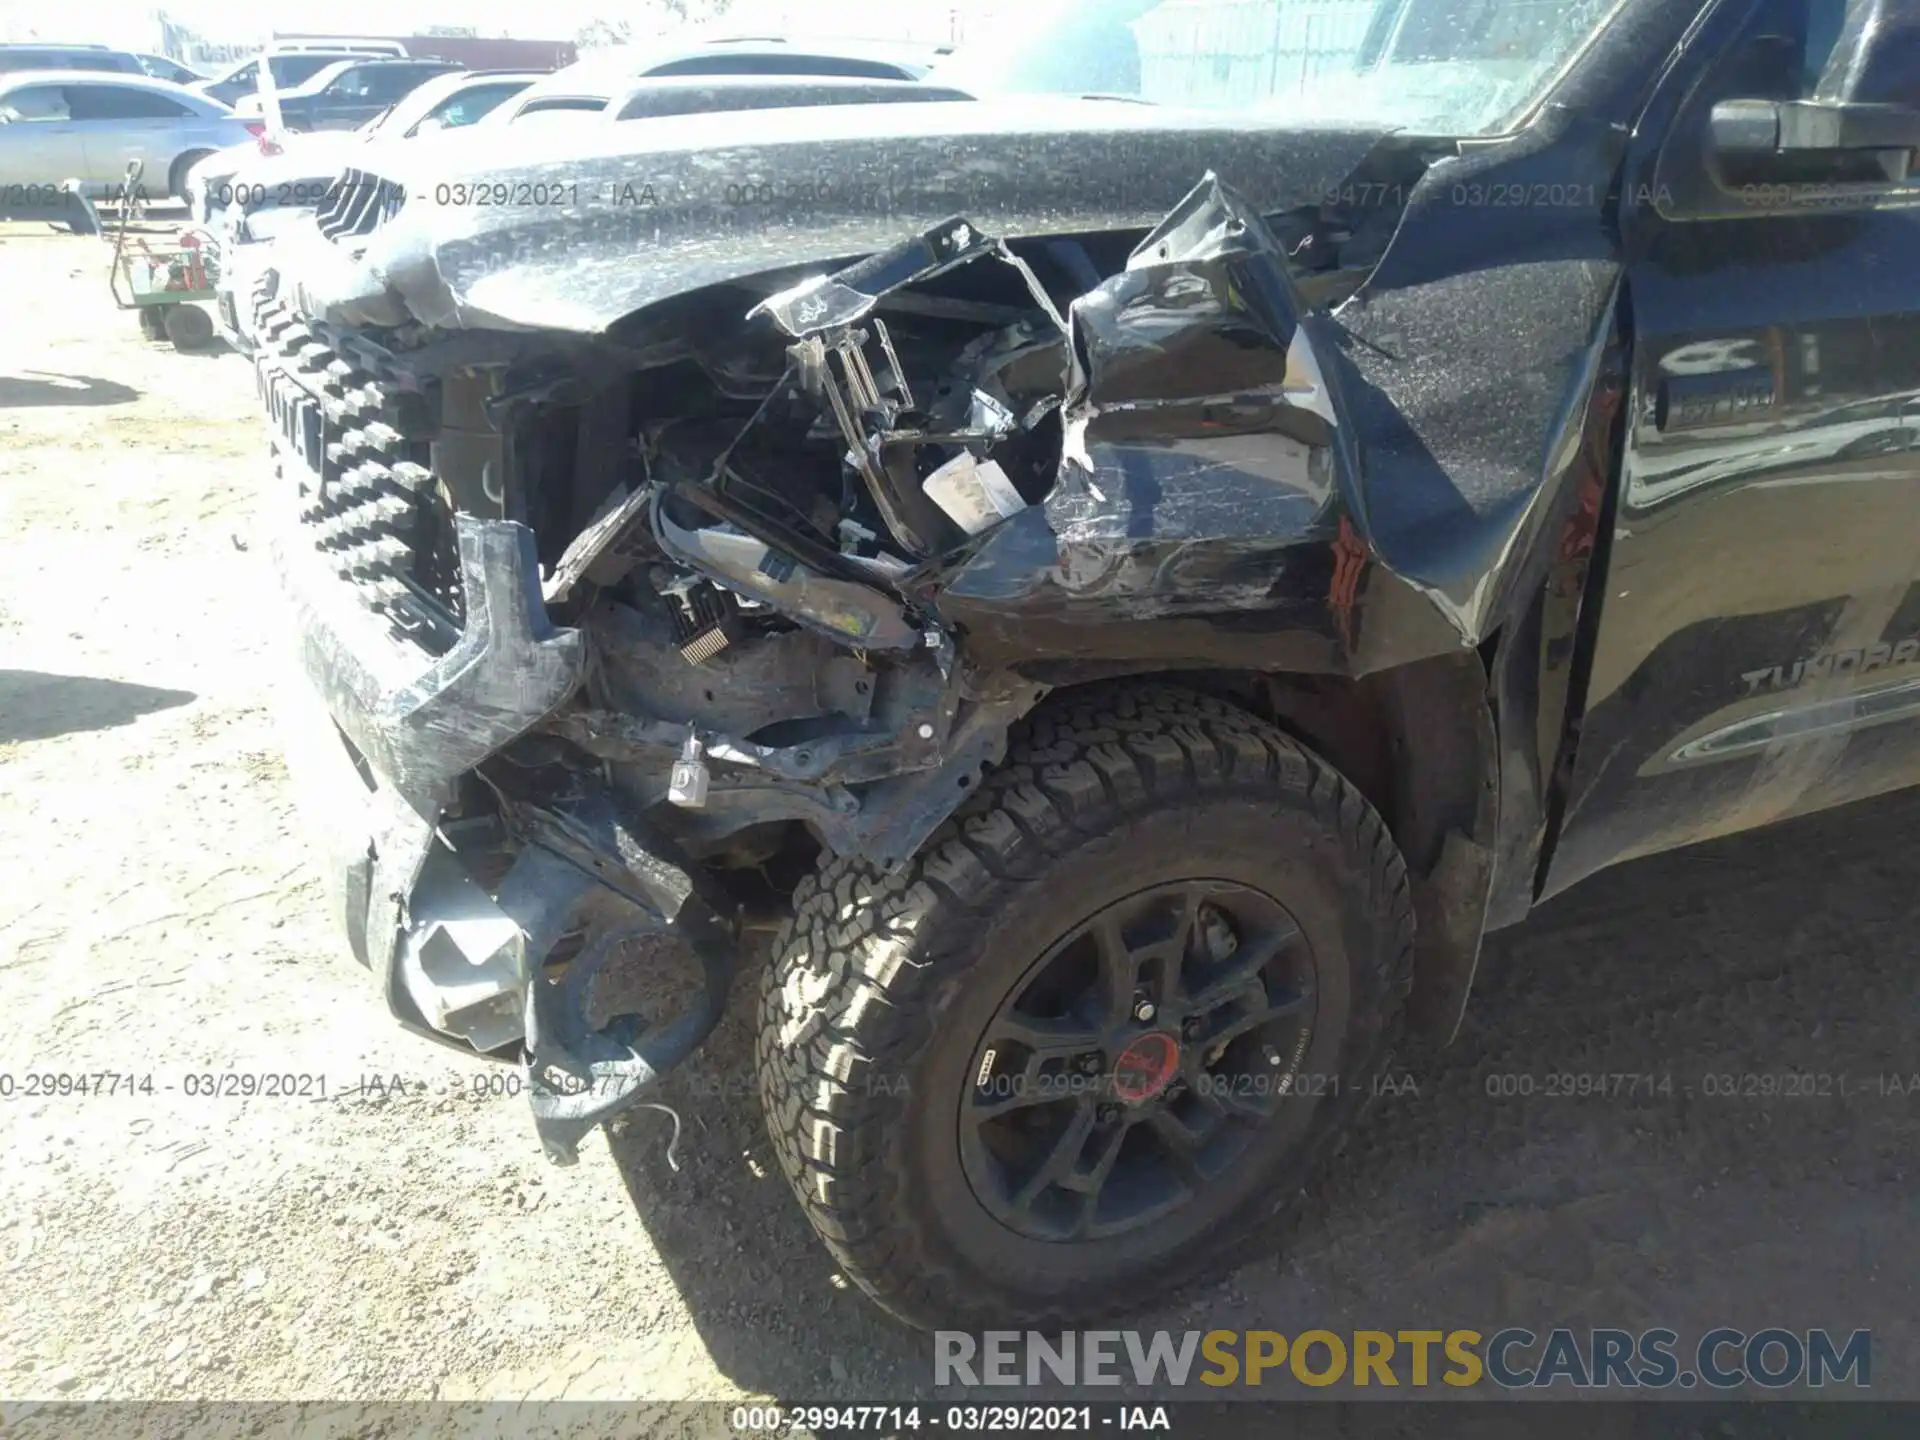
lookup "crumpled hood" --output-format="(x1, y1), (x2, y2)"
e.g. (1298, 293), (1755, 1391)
(276, 96), (1392, 334)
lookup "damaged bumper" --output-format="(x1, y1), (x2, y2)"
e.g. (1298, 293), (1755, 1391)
(259, 285), (738, 1162)
(268, 503), (580, 1026)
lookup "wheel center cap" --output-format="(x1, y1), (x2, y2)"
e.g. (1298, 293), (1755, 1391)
(1111, 1031), (1181, 1105)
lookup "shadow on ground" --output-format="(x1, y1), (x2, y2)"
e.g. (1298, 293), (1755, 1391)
(604, 933), (928, 1398)
(0, 372), (140, 409)
(0, 671), (194, 743)
(606, 787), (1920, 1403)
(167, 333), (234, 360)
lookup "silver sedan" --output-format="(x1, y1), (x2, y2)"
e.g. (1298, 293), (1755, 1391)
(0, 70), (259, 200)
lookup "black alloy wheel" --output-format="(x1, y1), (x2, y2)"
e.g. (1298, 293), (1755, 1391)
(961, 879), (1317, 1242)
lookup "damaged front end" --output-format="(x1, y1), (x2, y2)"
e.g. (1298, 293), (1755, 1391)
(259, 168), (1398, 1163)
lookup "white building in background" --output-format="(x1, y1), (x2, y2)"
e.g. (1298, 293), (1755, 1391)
(1134, 0), (1382, 104)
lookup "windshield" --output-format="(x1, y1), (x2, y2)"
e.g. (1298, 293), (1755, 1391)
(926, 0), (1630, 136)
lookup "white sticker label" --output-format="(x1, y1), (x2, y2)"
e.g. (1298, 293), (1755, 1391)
(976, 1049), (998, 1088)
(923, 453), (1028, 537)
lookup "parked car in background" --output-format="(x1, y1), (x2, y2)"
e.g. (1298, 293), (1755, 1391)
(193, 64), (535, 219)
(488, 36), (943, 123)
(365, 68), (537, 135)
(233, 58), (463, 132)
(601, 73), (974, 125)
(196, 51), (389, 109)
(0, 45), (145, 76)
(135, 53), (205, 85)
(277, 34), (575, 69)
(0, 71), (257, 198)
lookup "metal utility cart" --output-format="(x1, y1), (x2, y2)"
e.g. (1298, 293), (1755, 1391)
(100, 160), (219, 351)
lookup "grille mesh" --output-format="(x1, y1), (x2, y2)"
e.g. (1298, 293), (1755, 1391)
(255, 280), (462, 653)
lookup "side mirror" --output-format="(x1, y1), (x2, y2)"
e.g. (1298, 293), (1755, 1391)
(1709, 0), (1920, 182)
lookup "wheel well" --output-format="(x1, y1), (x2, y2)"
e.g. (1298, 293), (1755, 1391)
(1055, 662), (1489, 863)
(730, 657), (1499, 1038)
(1041, 659), (1499, 1040)
(169, 150), (212, 199)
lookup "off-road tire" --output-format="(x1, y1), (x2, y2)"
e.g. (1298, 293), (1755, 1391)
(755, 684), (1415, 1329)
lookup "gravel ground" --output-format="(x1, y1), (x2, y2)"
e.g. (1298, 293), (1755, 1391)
(2, 223), (1916, 1431)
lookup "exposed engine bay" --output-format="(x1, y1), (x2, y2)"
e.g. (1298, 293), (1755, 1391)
(492, 179), (1358, 886)
(525, 211), (1096, 875)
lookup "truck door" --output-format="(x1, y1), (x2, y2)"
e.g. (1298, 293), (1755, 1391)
(1545, 0), (1920, 897)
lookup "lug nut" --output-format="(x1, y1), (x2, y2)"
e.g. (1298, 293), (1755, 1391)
(1079, 1054), (1101, 1075)
(1182, 1017), (1202, 1039)
(1133, 1000), (1156, 1022)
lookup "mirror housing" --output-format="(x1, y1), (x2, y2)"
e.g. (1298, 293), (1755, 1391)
(1813, 0), (1920, 104)
(1709, 0), (1920, 182)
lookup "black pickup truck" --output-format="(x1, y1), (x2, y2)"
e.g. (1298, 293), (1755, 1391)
(249, 0), (1920, 1330)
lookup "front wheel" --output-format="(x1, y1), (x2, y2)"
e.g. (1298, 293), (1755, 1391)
(756, 685), (1414, 1329)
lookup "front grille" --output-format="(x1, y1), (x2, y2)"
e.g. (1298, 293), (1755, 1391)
(254, 283), (463, 654)
(315, 167), (408, 242)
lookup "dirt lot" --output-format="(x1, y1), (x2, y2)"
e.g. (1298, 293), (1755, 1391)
(2, 221), (1917, 1425)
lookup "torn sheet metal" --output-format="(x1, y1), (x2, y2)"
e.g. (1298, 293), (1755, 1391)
(926, 171), (1463, 674)
(752, 216), (1070, 341)
(749, 216), (999, 336)
(926, 111), (1629, 687)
